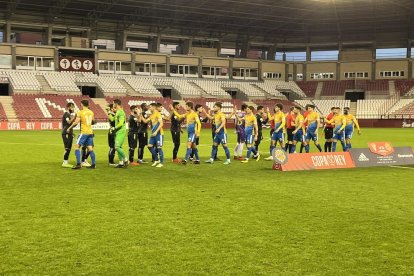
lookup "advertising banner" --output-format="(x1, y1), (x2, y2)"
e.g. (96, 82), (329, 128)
(349, 147), (414, 167)
(273, 152), (355, 171)
(0, 121), (109, 131)
(59, 57), (94, 72)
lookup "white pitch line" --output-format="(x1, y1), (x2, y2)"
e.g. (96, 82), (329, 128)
(389, 165), (414, 170)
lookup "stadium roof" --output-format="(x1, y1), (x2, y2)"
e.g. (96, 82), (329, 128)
(2, 0), (414, 47)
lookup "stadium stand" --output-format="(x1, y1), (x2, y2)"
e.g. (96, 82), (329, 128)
(395, 80), (414, 96)
(295, 99), (350, 115)
(97, 75), (127, 94)
(321, 80), (355, 96)
(252, 82), (286, 98)
(120, 76), (162, 96)
(0, 102), (7, 121)
(12, 95), (107, 121)
(296, 81), (319, 98)
(43, 72), (81, 93)
(394, 101), (414, 115)
(356, 80), (389, 96)
(356, 99), (388, 119)
(192, 79), (230, 98)
(386, 99), (414, 115)
(7, 71), (41, 92)
(268, 80), (307, 98)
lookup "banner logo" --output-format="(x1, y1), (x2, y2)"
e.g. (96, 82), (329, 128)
(368, 142), (394, 156)
(358, 153), (370, 162)
(272, 148), (288, 165)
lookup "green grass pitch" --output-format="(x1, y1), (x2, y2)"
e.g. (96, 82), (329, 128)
(1, 128), (414, 274)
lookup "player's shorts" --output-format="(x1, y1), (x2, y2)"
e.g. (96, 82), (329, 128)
(195, 137), (200, 146)
(345, 126), (353, 140)
(271, 130), (284, 143)
(293, 129), (304, 143)
(305, 127), (318, 142)
(62, 133), (73, 149)
(237, 131), (246, 144)
(333, 128), (345, 141)
(115, 131), (126, 148)
(245, 132), (254, 144)
(149, 133), (164, 147)
(108, 132), (115, 148)
(138, 132), (148, 147)
(213, 132), (228, 145)
(324, 127), (333, 140)
(76, 134), (94, 147)
(188, 132), (197, 143)
(128, 132), (138, 148)
(287, 128), (294, 141)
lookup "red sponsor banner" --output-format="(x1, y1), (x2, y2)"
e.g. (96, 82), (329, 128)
(368, 142), (395, 156)
(273, 152), (355, 171)
(0, 121), (61, 130)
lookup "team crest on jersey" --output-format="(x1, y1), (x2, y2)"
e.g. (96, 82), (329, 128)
(272, 148), (288, 165)
(368, 142), (394, 156)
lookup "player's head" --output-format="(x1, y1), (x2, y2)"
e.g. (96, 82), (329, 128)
(156, 102), (163, 112)
(141, 103), (148, 111)
(335, 107), (341, 114)
(246, 106), (255, 114)
(257, 105), (264, 114)
(344, 107), (350, 115)
(80, 100), (89, 109)
(308, 105), (315, 111)
(290, 106), (295, 114)
(293, 106), (302, 114)
(185, 102), (194, 111)
(66, 102), (75, 112)
(241, 104), (248, 111)
(195, 104), (203, 112)
(305, 104), (311, 110)
(213, 102), (222, 112)
(172, 102), (180, 110)
(130, 105), (137, 113)
(149, 103), (157, 112)
(274, 103), (283, 112)
(331, 107), (336, 113)
(113, 99), (122, 108)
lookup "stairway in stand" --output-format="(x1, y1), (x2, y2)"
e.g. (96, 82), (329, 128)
(0, 96), (18, 121)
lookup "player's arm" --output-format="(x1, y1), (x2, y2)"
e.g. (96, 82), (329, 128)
(215, 113), (226, 133)
(67, 116), (81, 133)
(353, 116), (361, 134)
(172, 109), (185, 120)
(140, 113), (151, 123)
(315, 114), (321, 134)
(266, 108), (274, 121)
(337, 116), (346, 132)
(114, 113), (125, 132)
(253, 118), (258, 141)
(202, 108), (213, 120)
(276, 115), (286, 132)
(293, 118), (303, 134)
(195, 115), (201, 137)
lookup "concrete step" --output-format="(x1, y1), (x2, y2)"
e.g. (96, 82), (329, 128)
(92, 98), (109, 113)
(118, 79), (138, 95)
(0, 96), (18, 121)
(314, 82), (324, 99)
(35, 75), (54, 92)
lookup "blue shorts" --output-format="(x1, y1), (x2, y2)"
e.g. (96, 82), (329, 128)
(76, 134), (94, 147)
(246, 133), (254, 144)
(213, 132), (228, 145)
(188, 132), (196, 143)
(149, 133), (164, 147)
(271, 130), (284, 143)
(305, 127), (318, 141)
(345, 126), (353, 140)
(333, 128), (345, 141)
(293, 129), (304, 143)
